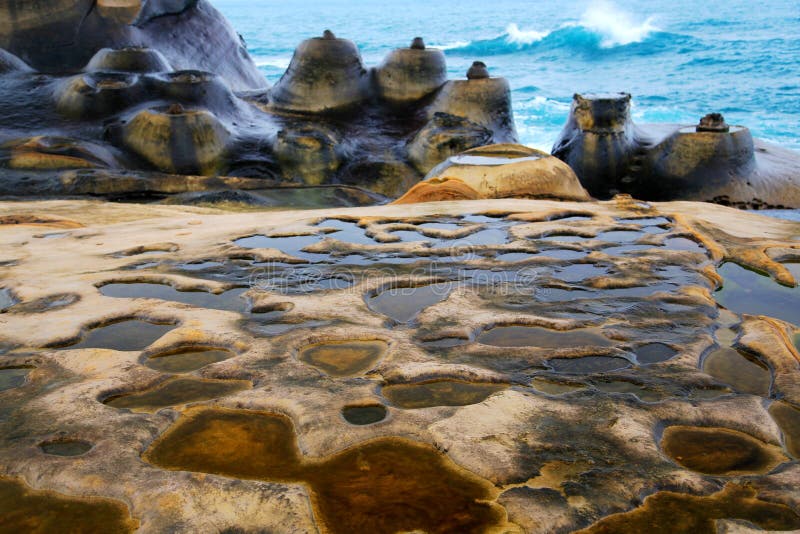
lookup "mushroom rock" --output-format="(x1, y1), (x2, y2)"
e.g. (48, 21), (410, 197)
(551, 92), (635, 198)
(120, 105), (230, 175)
(55, 72), (145, 119)
(0, 0), (266, 92)
(1, 136), (120, 170)
(426, 62), (518, 143)
(553, 94), (800, 207)
(145, 70), (238, 114)
(273, 125), (341, 185)
(396, 143), (590, 203)
(269, 31), (370, 113)
(373, 37), (448, 104)
(85, 47), (171, 73)
(407, 112), (493, 174)
(0, 48), (31, 73)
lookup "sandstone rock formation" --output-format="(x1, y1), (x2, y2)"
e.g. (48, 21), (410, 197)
(396, 144), (590, 203)
(0, 197), (798, 532)
(553, 93), (800, 208)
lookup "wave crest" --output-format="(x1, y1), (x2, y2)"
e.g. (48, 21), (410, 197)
(446, 1), (668, 56)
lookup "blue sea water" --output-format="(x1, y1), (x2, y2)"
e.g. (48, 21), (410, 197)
(215, 0), (800, 153)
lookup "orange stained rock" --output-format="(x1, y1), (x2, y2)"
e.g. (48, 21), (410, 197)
(393, 177), (481, 204)
(577, 483), (800, 534)
(0, 477), (138, 533)
(144, 408), (515, 534)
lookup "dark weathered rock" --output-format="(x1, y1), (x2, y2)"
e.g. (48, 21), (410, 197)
(0, 0), (265, 92)
(427, 63), (517, 144)
(85, 47), (171, 73)
(551, 93), (635, 198)
(408, 112), (494, 174)
(553, 94), (800, 207)
(373, 38), (447, 104)
(0, 47), (30, 73)
(269, 32), (370, 113)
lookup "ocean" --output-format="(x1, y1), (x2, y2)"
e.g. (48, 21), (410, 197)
(214, 0), (800, 154)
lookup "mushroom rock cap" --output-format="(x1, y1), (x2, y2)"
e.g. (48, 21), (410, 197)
(466, 61), (489, 80)
(121, 105), (230, 175)
(569, 92), (633, 133)
(4, 136), (119, 170)
(374, 38), (447, 104)
(268, 32), (370, 113)
(145, 70), (237, 114)
(55, 72), (145, 119)
(697, 112), (730, 133)
(85, 47), (171, 73)
(427, 68), (517, 143)
(408, 143), (590, 202)
(273, 125), (341, 185)
(0, 48), (32, 73)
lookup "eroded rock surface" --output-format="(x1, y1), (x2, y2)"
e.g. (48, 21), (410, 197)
(553, 93), (800, 208)
(0, 197), (798, 532)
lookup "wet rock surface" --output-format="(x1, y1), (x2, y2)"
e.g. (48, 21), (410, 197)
(0, 197), (798, 532)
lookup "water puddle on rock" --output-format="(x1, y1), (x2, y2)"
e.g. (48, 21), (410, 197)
(69, 320), (175, 351)
(0, 477), (138, 532)
(0, 367), (32, 392)
(144, 409), (508, 533)
(245, 319), (330, 337)
(663, 237), (706, 253)
(103, 378), (249, 413)
(577, 483), (800, 534)
(660, 426), (786, 475)
(317, 219), (376, 245)
(554, 264), (608, 282)
(178, 261), (225, 271)
(702, 348), (772, 396)
(714, 263), (800, 326)
(100, 283), (248, 312)
(478, 326), (611, 349)
(234, 233), (326, 261)
(548, 356), (632, 374)
(538, 234), (586, 243)
(342, 404), (387, 425)
(531, 377), (587, 395)
(366, 283), (452, 324)
(635, 343), (678, 364)
(381, 380), (507, 409)
(616, 217), (672, 226)
(145, 347), (234, 373)
(593, 380), (663, 402)
(495, 252), (533, 262)
(39, 439), (93, 457)
(537, 249), (589, 260)
(770, 401), (800, 458)
(0, 288), (17, 311)
(298, 340), (387, 377)
(602, 244), (654, 256)
(597, 230), (645, 243)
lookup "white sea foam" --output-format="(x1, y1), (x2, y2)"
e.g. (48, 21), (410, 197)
(254, 57), (291, 69)
(505, 23), (550, 45)
(429, 40), (472, 51)
(578, 0), (659, 47)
